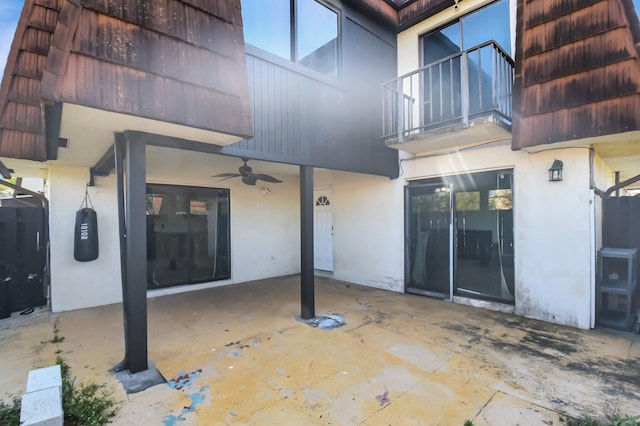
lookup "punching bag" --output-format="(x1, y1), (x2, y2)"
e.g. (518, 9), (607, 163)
(74, 187), (99, 262)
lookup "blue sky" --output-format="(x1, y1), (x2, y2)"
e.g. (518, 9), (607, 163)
(0, 0), (23, 77)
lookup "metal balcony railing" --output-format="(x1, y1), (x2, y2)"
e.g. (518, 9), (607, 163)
(383, 41), (514, 141)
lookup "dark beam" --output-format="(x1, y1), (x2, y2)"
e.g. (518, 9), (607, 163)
(125, 130), (398, 179)
(124, 133), (148, 374)
(300, 165), (315, 320)
(111, 133), (129, 373)
(125, 130), (301, 166)
(90, 145), (116, 180)
(44, 103), (63, 160)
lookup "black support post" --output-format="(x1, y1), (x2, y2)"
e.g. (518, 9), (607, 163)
(300, 165), (315, 320)
(112, 134), (129, 372)
(124, 135), (148, 373)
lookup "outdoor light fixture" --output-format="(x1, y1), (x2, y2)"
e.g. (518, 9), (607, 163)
(0, 160), (13, 179)
(548, 159), (563, 182)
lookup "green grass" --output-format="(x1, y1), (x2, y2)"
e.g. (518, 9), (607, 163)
(562, 414), (640, 426)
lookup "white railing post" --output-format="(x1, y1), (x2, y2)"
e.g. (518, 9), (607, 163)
(460, 52), (470, 128)
(397, 77), (404, 142)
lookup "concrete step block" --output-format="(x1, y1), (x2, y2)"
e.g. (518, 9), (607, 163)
(20, 386), (63, 426)
(26, 365), (62, 393)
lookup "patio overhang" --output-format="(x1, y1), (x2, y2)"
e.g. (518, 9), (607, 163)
(58, 103), (243, 170)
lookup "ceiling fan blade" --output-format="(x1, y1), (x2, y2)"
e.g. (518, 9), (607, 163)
(254, 174), (282, 183)
(212, 173), (241, 181)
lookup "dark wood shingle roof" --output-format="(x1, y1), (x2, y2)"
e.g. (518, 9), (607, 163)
(0, 0), (252, 161)
(513, 0), (640, 149)
(0, 0), (62, 161)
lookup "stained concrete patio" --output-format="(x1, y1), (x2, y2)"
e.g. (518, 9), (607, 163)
(1, 276), (639, 425)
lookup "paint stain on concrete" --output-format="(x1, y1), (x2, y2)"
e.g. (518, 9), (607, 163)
(163, 386), (210, 426)
(375, 390), (390, 406)
(167, 369), (202, 390)
(164, 370), (211, 425)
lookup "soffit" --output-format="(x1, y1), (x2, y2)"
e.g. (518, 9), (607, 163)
(56, 103), (241, 169)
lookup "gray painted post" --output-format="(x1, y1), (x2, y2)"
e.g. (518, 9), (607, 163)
(112, 135), (129, 372)
(300, 165), (315, 320)
(125, 135), (148, 373)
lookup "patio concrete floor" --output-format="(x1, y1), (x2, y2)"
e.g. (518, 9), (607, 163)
(1, 275), (639, 425)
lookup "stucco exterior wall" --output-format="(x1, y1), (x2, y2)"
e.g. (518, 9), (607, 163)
(403, 145), (595, 329)
(375, 0), (595, 329)
(47, 149), (300, 312)
(329, 171), (405, 291)
(48, 165), (122, 312)
(509, 148), (593, 328)
(146, 148), (301, 286)
(325, 144), (596, 329)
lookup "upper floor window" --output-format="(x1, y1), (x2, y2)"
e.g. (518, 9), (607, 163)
(422, 0), (510, 65)
(242, 0), (339, 78)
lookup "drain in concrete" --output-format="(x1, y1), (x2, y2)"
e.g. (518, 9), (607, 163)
(301, 314), (346, 330)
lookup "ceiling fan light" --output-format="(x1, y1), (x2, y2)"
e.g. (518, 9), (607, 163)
(242, 175), (258, 185)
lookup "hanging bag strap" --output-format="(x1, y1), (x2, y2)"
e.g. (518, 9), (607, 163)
(79, 184), (95, 210)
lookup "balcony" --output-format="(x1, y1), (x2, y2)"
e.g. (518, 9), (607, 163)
(383, 41), (514, 153)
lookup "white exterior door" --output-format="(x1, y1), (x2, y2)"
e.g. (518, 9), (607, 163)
(314, 191), (334, 271)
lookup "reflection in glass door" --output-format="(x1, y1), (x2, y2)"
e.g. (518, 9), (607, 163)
(406, 181), (452, 298)
(454, 170), (514, 302)
(146, 185), (231, 289)
(406, 170), (515, 304)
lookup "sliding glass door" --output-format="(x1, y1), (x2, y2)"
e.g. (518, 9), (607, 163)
(405, 181), (452, 298)
(146, 184), (231, 289)
(405, 169), (514, 303)
(454, 170), (514, 302)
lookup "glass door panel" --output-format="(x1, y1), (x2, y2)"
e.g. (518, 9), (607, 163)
(146, 185), (231, 289)
(147, 190), (190, 288)
(406, 182), (452, 297)
(189, 190), (231, 282)
(453, 170), (514, 302)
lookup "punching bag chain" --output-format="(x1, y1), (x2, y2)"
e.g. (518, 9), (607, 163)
(79, 184), (95, 210)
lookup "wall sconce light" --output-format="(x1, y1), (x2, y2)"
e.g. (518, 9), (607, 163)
(0, 160), (13, 179)
(548, 159), (563, 182)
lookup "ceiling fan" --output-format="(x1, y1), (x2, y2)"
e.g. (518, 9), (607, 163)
(212, 158), (282, 186)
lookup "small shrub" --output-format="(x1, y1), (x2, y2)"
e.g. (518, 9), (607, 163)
(57, 356), (119, 426)
(464, 420), (475, 426)
(607, 414), (640, 426)
(562, 414), (640, 426)
(0, 397), (20, 426)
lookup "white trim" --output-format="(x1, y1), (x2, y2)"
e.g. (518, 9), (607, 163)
(589, 189), (596, 329)
(147, 279), (234, 299)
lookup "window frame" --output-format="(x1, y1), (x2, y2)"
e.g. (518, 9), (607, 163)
(146, 184), (232, 290)
(243, 0), (342, 79)
(419, 0), (511, 67)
